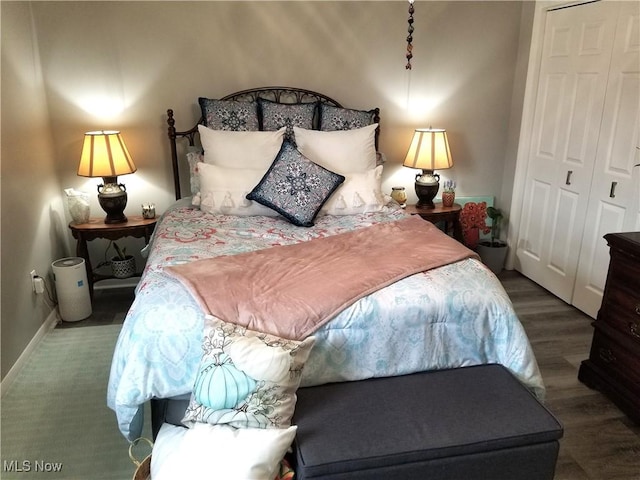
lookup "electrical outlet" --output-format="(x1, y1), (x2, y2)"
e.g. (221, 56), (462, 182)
(34, 277), (45, 294)
(29, 270), (38, 293)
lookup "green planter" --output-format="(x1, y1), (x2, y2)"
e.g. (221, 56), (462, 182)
(477, 241), (508, 275)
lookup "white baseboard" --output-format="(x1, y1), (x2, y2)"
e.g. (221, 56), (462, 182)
(1, 308), (60, 398)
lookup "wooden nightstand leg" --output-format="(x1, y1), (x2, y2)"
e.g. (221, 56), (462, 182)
(444, 220), (452, 237)
(453, 219), (464, 244)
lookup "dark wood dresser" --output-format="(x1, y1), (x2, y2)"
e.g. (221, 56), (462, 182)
(578, 232), (640, 423)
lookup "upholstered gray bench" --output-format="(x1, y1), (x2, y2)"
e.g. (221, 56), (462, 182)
(291, 364), (562, 480)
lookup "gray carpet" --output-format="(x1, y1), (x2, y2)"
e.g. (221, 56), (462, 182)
(1, 325), (151, 479)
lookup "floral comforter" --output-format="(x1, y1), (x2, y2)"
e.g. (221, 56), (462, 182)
(107, 200), (544, 440)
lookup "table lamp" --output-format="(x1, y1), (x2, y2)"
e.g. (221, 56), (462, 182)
(77, 130), (137, 224)
(403, 128), (453, 208)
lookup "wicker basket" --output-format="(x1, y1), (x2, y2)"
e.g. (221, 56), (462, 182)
(130, 437), (153, 480)
(111, 256), (136, 278)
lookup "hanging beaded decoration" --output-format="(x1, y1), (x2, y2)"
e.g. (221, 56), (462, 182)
(406, 0), (415, 70)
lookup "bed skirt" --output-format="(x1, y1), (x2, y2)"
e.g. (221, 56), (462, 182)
(150, 396), (190, 440)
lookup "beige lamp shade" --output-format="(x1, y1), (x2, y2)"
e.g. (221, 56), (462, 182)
(402, 128), (453, 171)
(77, 130), (136, 178)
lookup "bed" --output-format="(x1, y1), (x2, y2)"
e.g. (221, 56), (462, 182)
(107, 87), (544, 446)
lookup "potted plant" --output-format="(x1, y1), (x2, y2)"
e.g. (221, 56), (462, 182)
(110, 242), (136, 279)
(442, 180), (456, 207)
(476, 206), (508, 275)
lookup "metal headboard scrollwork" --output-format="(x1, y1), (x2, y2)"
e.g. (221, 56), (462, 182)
(167, 86), (380, 200)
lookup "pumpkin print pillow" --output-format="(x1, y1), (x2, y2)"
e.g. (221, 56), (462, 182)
(182, 315), (315, 429)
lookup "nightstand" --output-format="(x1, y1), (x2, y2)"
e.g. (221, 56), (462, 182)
(69, 216), (157, 296)
(405, 203), (464, 243)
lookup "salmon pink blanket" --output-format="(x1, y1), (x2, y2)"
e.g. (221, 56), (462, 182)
(165, 216), (478, 340)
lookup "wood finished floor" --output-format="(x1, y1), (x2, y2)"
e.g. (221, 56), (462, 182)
(60, 273), (640, 479)
(499, 270), (640, 480)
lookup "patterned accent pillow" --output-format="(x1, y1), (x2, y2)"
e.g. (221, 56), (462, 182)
(246, 142), (345, 227)
(198, 98), (259, 131)
(182, 315), (315, 430)
(319, 104), (377, 131)
(259, 99), (317, 145)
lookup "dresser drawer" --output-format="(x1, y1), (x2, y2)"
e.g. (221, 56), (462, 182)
(606, 258), (640, 304)
(600, 301), (640, 346)
(589, 332), (640, 396)
(601, 262), (640, 344)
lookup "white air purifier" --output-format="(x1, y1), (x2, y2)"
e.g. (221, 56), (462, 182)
(52, 257), (92, 322)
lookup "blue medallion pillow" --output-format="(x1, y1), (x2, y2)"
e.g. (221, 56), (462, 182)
(319, 104), (377, 131)
(246, 142), (345, 227)
(258, 99), (317, 145)
(199, 98), (259, 131)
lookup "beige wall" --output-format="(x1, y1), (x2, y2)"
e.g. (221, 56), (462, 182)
(1, 1), (533, 379)
(1, 2), (68, 379)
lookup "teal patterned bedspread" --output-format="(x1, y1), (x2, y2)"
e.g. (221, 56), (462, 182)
(107, 200), (544, 440)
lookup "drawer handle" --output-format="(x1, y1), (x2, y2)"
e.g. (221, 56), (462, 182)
(598, 348), (616, 363)
(630, 322), (640, 339)
(565, 170), (573, 185)
(609, 181), (617, 198)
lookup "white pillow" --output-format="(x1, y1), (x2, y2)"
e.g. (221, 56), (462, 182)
(198, 124), (286, 169)
(186, 150), (204, 197)
(151, 423), (296, 480)
(293, 123), (378, 174)
(321, 165), (386, 215)
(197, 162), (279, 216)
(150, 423), (185, 476)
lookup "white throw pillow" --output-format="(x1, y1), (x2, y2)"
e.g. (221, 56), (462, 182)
(186, 150), (204, 197)
(198, 124), (285, 169)
(151, 423), (297, 480)
(293, 123), (378, 174)
(321, 165), (386, 215)
(197, 162), (279, 216)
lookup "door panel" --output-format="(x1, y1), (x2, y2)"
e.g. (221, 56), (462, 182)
(566, 73), (601, 165)
(573, 201), (627, 316)
(537, 74), (566, 159)
(548, 188), (580, 278)
(518, 179), (551, 277)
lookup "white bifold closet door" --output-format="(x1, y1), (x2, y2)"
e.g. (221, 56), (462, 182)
(516, 0), (640, 318)
(572, 1), (640, 316)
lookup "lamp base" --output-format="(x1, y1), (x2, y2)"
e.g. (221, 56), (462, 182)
(414, 182), (440, 209)
(102, 209), (128, 224)
(98, 177), (128, 224)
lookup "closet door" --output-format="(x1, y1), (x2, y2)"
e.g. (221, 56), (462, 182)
(515, 1), (618, 303)
(572, 2), (640, 317)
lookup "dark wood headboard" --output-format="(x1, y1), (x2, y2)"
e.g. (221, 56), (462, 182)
(167, 86), (380, 200)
